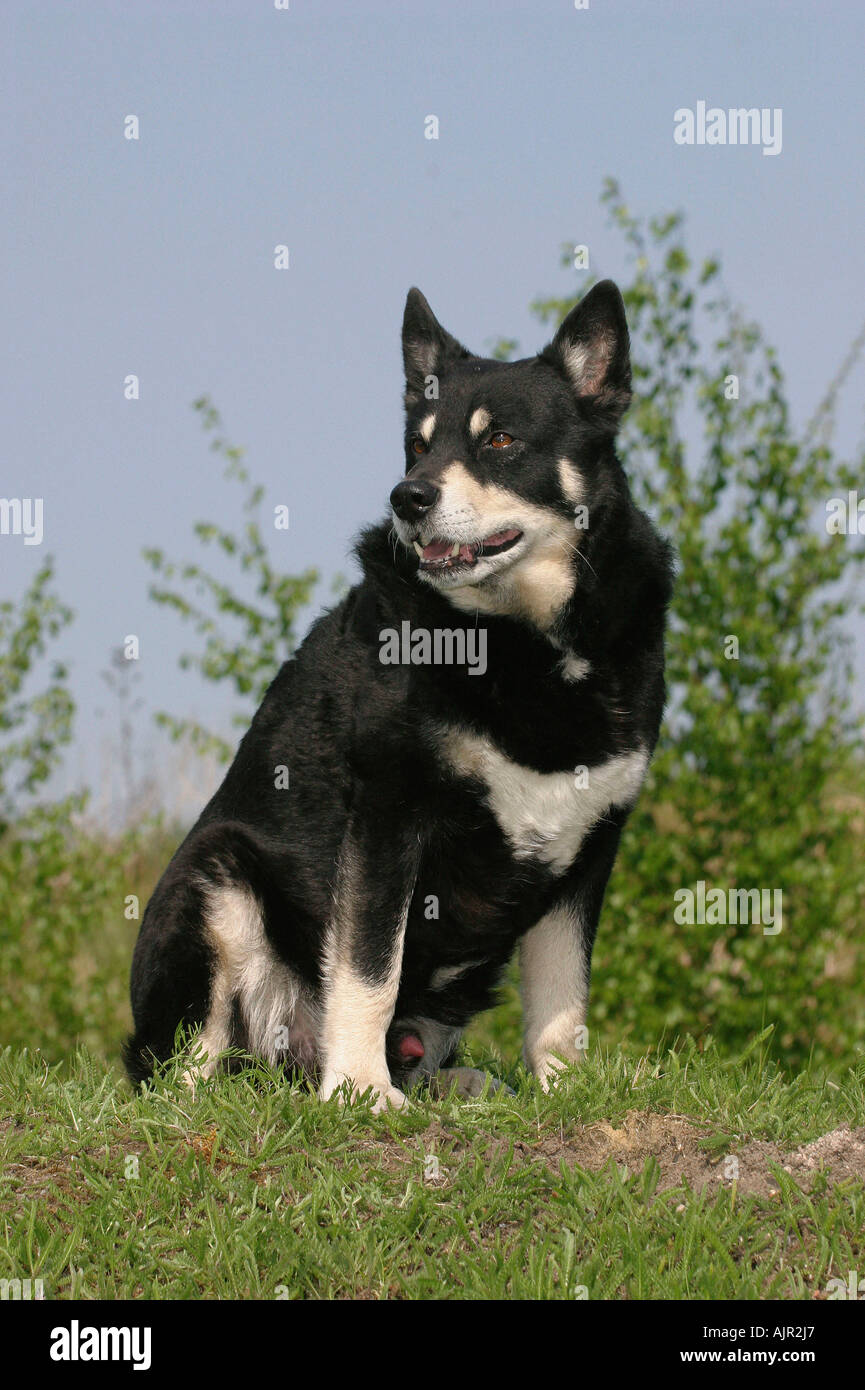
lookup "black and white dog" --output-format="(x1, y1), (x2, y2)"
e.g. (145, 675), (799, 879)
(126, 280), (673, 1108)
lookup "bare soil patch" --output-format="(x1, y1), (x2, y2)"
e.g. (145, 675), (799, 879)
(378, 1111), (865, 1198)
(506, 1113), (865, 1195)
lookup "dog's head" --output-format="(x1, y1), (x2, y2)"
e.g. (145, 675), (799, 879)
(390, 281), (632, 630)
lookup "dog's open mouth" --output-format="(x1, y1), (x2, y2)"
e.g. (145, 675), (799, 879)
(412, 528), (523, 572)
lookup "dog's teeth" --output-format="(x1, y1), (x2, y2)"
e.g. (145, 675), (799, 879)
(451, 542), (461, 557)
(413, 542), (424, 556)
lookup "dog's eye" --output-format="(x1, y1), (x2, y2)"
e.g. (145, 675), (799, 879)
(410, 436), (427, 455)
(490, 432), (513, 448)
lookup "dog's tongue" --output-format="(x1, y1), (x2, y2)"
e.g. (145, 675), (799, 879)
(483, 528), (521, 548)
(398, 1033), (425, 1060)
(422, 538), (456, 561)
(421, 538), (475, 563)
(421, 529), (520, 563)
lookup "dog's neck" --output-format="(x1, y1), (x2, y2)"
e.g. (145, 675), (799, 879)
(358, 511), (669, 669)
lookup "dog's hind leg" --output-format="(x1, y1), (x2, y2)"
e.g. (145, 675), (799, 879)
(127, 830), (310, 1086)
(187, 878), (309, 1083)
(181, 924), (235, 1088)
(125, 873), (214, 1084)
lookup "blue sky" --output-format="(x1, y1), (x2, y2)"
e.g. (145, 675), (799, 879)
(3, 0), (863, 818)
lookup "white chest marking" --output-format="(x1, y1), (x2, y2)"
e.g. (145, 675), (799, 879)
(559, 653), (592, 683)
(441, 728), (648, 874)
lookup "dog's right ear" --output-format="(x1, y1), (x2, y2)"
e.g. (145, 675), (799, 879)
(402, 289), (472, 406)
(541, 280), (632, 429)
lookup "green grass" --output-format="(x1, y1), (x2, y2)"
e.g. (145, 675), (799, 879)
(3, 1037), (864, 1300)
(2, 807), (863, 1300)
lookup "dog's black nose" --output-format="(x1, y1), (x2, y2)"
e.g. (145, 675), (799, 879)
(390, 478), (440, 522)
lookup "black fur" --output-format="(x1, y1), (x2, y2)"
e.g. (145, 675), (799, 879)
(126, 281), (673, 1091)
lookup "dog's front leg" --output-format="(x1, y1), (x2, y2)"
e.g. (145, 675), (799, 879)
(521, 821), (623, 1091)
(520, 903), (590, 1091)
(319, 813), (418, 1112)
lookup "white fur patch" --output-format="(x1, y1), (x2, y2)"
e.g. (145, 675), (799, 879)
(318, 960), (402, 1101)
(520, 904), (589, 1089)
(468, 407), (491, 438)
(440, 727), (648, 874)
(559, 329), (615, 395)
(429, 961), (476, 990)
(557, 457), (585, 503)
(419, 412), (437, 443)
(559, 653), (592, 683)
(188, 882), (312, 1081)
(560, 340), (591, 388)
(318, 840), (414, 1108)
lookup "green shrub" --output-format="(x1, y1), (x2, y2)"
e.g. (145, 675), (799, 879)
(0, 559), (179, 1057)
(528, 183), (865, 1068)
(0, 806), (179, 1056)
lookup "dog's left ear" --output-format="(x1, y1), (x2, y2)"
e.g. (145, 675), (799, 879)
(402, 288), (472, 406)
(542, 280), (631, 427)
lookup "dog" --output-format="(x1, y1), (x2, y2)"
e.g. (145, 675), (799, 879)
(125, 279), (673, 1109)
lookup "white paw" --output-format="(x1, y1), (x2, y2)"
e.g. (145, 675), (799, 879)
(537, 1063), (564, 1093)
(319, 1072), (407, 1112)
(532, 1050), (581, 1092)
(369, 1085), (408, 1114)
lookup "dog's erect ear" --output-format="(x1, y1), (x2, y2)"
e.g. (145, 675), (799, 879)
(542, 280), (631, 427)
(402, 288), (472, 406)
